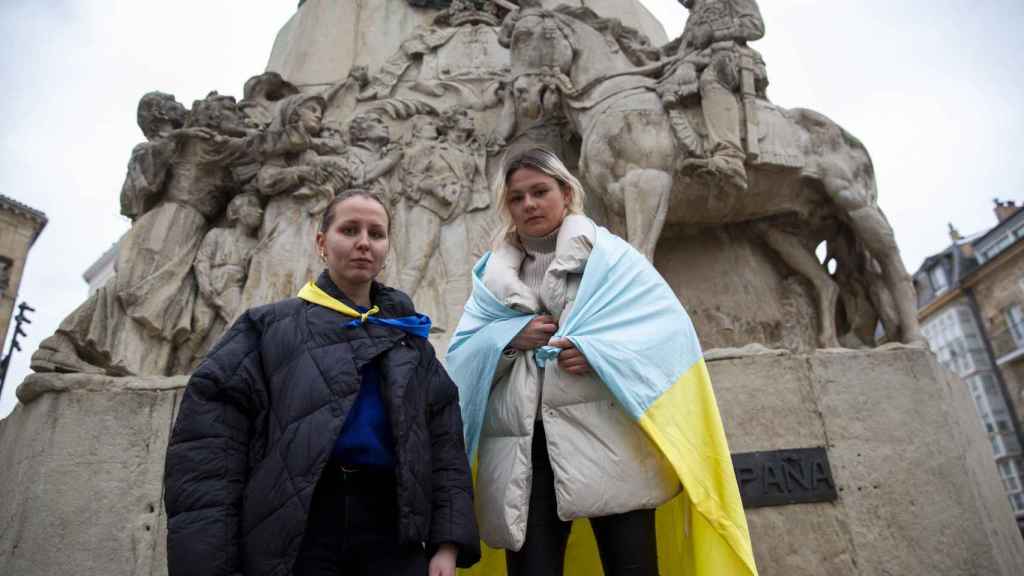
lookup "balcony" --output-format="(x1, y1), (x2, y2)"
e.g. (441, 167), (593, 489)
(991, 322), (1024, 365)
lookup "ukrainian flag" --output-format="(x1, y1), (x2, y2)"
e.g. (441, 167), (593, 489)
(447, 226), (757, 576)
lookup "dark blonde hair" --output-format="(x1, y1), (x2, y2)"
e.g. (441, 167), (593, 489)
(493, 147), (587, 245)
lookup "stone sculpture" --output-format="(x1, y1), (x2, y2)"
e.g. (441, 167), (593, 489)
(333, 112), (403, 196)
(33, 92), (251, 376)
(659, 0), (767, 192)
(499, 2), (923, 345)
(238, 93), (337, 311)
(27, 0), (927, 382)
(393, 109), (489, 331)
(187, 192), (264, 368)
(238, 71), (301, 131)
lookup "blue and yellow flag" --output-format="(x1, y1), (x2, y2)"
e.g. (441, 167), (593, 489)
(446, 227), (757, 576)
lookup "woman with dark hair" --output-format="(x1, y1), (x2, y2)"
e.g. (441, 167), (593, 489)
(165, 189), (480, 576)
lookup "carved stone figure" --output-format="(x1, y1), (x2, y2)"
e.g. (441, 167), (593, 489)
(238, 72), (300, 131)
(659, 0), (767, 192)
(239, 93), (337, 311)
(499, 4), (924, 344)
(187, 192), (264, 367)
(393, 111), (488, 330)
(335, 112), (403, 198)
(119, 92), (187, 222)
(32, 92), (250, 376)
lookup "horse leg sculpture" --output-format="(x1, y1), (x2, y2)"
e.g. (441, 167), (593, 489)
(844, 205), (924, 343)
(822, 173), (924, 344)
(619, 168), (673, 261)
(756, 223), (841, 348)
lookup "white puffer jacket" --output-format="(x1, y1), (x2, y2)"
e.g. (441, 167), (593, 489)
(475, 215), (680, 551)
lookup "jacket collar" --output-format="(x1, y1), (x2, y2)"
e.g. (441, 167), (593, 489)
(314, 270), (410, 319)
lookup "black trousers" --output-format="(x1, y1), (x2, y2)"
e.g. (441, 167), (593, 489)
(506, 425), (660, 576)
(293, 465), (428, 576)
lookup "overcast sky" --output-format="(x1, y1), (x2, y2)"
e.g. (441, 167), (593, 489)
(2, 0), (1022, 417)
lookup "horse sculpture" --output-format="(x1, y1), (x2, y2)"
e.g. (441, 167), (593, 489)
(498, 4), (923, 346)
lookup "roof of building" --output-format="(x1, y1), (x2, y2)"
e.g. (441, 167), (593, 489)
(0, 194), (48, 246)
(915, 202), (1024, 310)
(82, 236), (123, 284)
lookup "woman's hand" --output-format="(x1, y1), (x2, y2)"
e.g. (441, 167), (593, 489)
(509, 315), (558, 351)
(550, 338), (592, 375)
(429, 543), (458, 576)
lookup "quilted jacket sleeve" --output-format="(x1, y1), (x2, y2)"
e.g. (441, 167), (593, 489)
(164, 311), (265, 576)
(427, 359), (482, 568)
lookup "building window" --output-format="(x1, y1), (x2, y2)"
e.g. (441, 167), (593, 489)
(930, 265), (949, 294)
(981, 234), (1015, 263)
(992, 435), (1006, 458)
(0, 255), (11, 297)
(1011, 492), (1024, 513)
(1007, 304), (1024, 346)
(1000, 460), (1022, 493)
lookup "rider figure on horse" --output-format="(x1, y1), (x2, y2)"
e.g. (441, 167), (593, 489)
(659, 0), (767, 193)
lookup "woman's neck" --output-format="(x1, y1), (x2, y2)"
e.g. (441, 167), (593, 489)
(518, 225), (560, 255)
(328, 271), (372, 308)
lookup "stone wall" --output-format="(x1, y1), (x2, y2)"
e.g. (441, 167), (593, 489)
(2, 348), (1021, 575)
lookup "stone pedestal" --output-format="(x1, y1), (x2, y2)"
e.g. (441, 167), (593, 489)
(2, 348), (1021, 575)
(655, 227), (819, 351)
(0, 375), (185, 576)
(712, 346), (1024, 575)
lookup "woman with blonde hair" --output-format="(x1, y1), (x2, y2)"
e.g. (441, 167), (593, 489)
(447, 148), (757, 576)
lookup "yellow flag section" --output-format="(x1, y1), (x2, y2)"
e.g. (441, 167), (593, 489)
(638, 358), (757, 575)
(458, 358), (756, 576)
(297, 282), (380, 320)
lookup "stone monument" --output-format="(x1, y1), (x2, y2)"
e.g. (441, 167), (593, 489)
(1, 1), (1022, 575)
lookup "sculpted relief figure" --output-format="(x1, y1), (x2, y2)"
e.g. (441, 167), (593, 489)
(333, 112), (404, 198)
(186, 192), (264, 368)
(119, 92), (188, 221)
(395, 111), (489, 332)
(238, 72), (300, 131)
(659, 0), (766, 192)
(240, 107), (401, 311)
(33, 92), (250, 376)
(240, 94), (337, 310)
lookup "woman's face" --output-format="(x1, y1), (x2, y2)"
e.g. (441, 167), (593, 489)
(506, 167), (571, 238)
(316, 196), (389, 293)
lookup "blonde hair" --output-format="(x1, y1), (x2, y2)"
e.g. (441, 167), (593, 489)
(493, 147), (587, 247)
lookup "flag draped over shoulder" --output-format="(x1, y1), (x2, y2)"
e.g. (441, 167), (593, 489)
(446, 228), (757, 576)
(445, 253), (534, 458)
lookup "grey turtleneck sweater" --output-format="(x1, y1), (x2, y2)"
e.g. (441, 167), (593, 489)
(517, 227), (560, 421)
(518, 227), (559, 308)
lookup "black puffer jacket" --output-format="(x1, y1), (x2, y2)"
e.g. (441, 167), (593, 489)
(164, 273), (480, 576)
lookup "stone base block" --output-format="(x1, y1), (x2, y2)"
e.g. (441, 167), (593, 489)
(0, 374), (186, 576)
(709, 346), (1024, 575)
(1, 347), (1022, 575)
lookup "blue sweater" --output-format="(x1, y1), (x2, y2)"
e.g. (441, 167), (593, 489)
(332, 357), (395, 469)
